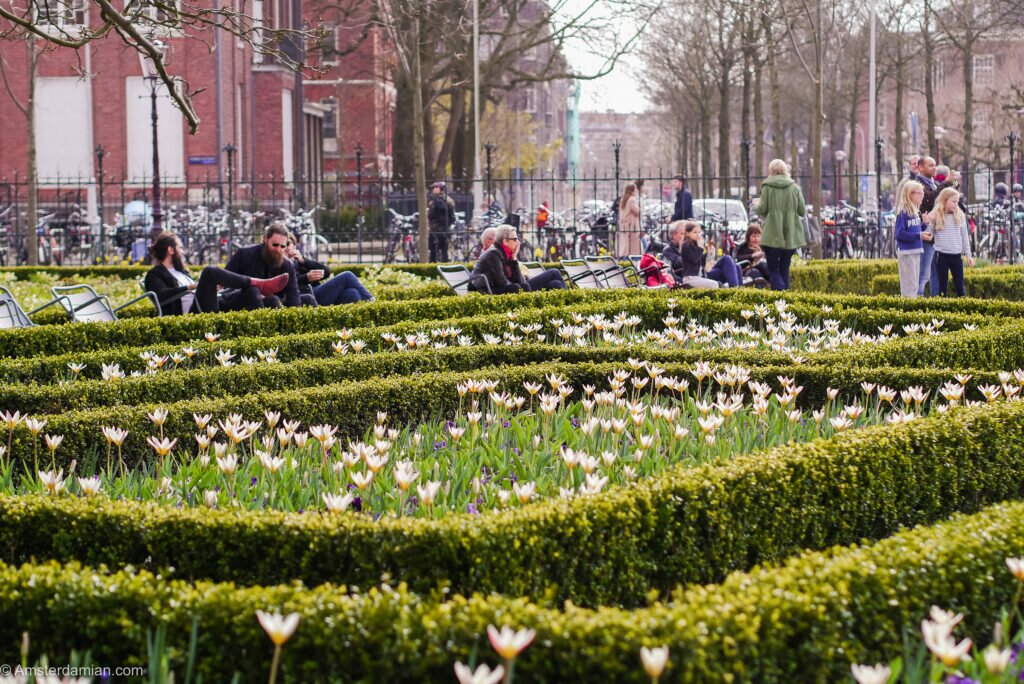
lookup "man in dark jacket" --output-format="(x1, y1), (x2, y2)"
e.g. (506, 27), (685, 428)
(916, 156), (940, 297)
(670, 175), (693, 222)
(427, 181), (455, 262)
(223, 225), (301, 309)
(469, 225), (565, 294)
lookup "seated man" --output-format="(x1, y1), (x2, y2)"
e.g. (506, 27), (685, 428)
(469, 225), (566, 294)
(221, 225), (301, 310)
(144, 232), (288, 314)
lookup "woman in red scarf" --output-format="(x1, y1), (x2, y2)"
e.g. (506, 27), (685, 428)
(469, 225), (565, 294)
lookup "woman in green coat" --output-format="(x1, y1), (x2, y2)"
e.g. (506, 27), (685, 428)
(754, 159), (807, 290)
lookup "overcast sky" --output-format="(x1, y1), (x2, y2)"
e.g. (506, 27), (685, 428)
(554, 0), (653, 113)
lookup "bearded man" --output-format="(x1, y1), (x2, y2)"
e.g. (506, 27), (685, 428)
(222, 224), (301, 309)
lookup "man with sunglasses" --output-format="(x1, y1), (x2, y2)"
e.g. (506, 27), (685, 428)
(468, 224), (566, 294)
(221, 224), (300, 310)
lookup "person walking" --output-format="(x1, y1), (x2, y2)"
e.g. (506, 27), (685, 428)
(893, 180), (928, 298)
(619, 182), (642, 256)
(754, 159), (806, 291)
(427, 181), (455, 263)
(929, 187), (974, 296)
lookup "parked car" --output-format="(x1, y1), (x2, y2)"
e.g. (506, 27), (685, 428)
(692, 198), (749, 234)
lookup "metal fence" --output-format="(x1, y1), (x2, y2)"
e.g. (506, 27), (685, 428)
(1, 164), (1022, 266)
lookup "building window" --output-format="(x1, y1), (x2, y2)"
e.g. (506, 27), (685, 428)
(973, 54), (995, 87)
(878, 107), (887, 130)
(322, 98), (337, 139)
(320, 23), (338, 65)
(252, 0), (264, 64)
(125, 0), (182, 29)
(933, 60), (946, 88)
(34, 0), (87, 29)
(523, 87), (535, 113)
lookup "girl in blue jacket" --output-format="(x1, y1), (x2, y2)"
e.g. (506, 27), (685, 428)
(893, 180), (930, 298)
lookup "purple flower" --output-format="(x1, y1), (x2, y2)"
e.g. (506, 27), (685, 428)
(466, 503), (480, 515)
(434, 440), (447, 450)
(503, 420), (511, 428)
(509, 473), (518, 483)
(512, 447), (520, 456)
(352, 497), (362, 512)
(251, 477), (258, 485)
(571, 417), (579, 428)
(945, 676), (980, 684)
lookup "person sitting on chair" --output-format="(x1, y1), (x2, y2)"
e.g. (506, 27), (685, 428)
(735, 223), (771, 283)
(144, 232), (288, 314)
(221, 225), (302, 310)
(662, 220), (743, 289)
(469, 225), (566, 294)
(286, 233), (374, 306)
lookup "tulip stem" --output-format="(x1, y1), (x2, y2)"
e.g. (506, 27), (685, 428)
(268, 643), (281, 684)
(502, 657), (514, 684)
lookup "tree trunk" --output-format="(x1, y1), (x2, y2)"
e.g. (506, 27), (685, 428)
(765, 15), (782, 160)
(410, 12), (430, 262)
(433, 85), (466, 181)
(894, 42), (905, 175)
(717, 63), (731, 196)
(754, 62), (765, 177)
(923, 0), (937, 155)
(392, 75), (414, 181)
(809, 0), (824, 258)
(701, 103), (713, 197)
(962, 33), (974, 201)
(26, 38), (38, 266)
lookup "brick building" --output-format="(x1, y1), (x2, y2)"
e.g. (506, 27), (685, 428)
(0, 0), (325, 214)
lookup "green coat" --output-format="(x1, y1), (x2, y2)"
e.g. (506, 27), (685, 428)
(755, 175), (807, 250)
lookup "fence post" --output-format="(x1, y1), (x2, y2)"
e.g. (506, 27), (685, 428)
(1009, 132), (1019, 265)
(741, 138), (753, 206)
(224, 144), (236, 259)
(95, 145), (106, 264)
(613, 140), (621, 256)
(484, 142), (494, 210)
(875, 137), (884, 259)
(356, 142), (364, 263)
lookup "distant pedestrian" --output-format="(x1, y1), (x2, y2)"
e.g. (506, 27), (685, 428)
(907, 155), (921, 181)
(427, 181), (455, 263)
(670, 174), (693, 222)
(916, 156), (940, 296)
(619, 182), (642, 256)
(754, 159), (806, 291)
(893, 180), (927, 298)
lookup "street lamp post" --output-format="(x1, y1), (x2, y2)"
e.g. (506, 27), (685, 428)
(138, 41), (169, 239)
(934, 126), (946, 165)
(834, 149), (847, 204)
(741, 138), (753, 205)
(355, 142), (364, 263)
(223, 143), (236, 258)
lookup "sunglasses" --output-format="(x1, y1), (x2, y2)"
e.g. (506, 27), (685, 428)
(269, 241), (287, 248)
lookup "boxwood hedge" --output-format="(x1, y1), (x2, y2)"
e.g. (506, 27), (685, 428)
(2, 384), (1020, 610)
(1, 496), (1021, 682)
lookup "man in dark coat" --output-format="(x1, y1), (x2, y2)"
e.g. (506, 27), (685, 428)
(670, 175), (693, 222)
(222, 225), (301, 309)
(427, 181), (455, 262)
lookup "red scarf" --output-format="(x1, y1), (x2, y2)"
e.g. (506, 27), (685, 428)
(501, 243), (516, 279)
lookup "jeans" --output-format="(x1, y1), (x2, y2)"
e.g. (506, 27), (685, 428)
(429, 232), (449, 263)
(312, 271), (373, 305)
(764, 247), (795, 290)
(706, 255), (742, 287)
(935, 252), (966, 297)
(526, 269), (567, 291)
(918, 242), (940, 296)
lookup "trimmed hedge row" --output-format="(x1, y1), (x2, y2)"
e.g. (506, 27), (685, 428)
(8, 317), (1024, 414)
(871, 271), (1024, 300)
(2, 366), (1016, 608)
(0, 288), (656, 359)
(0, 293), (992, 384)
(788, 258), (896, 294)
(2, 496), (1022, 682)
(0, 344), (796, 414)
